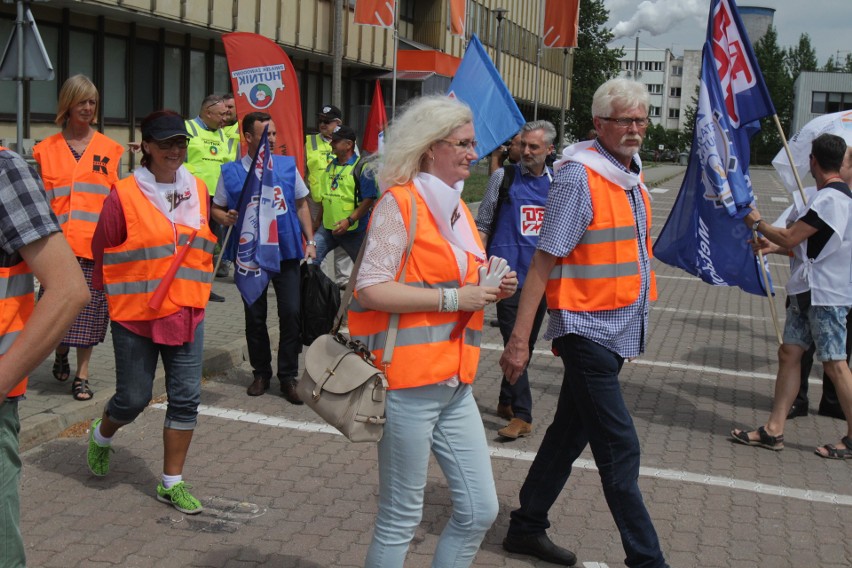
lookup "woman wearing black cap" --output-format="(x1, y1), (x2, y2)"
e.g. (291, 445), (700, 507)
(87, 110), (216, 515)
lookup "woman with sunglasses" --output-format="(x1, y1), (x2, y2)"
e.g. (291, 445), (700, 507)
(350, 95), (517, 567)
(32, 74), (124, 401)
(87, 110), (216, 515)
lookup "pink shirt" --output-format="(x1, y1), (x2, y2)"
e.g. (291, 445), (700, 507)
(92, 189), (207, 346)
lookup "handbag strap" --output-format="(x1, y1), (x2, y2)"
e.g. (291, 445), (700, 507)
(334, 187), (418, 367)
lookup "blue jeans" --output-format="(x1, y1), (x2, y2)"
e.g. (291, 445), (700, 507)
(365, 383), (498, 568)
(243, 258), (301, 381)
(0, 401), (24, 567)
(783, 303), (852, 362)
(497, 289), (547, 422)
(508, 334), (668, 568)
(313, 226), (365, 266)
(106, 321), (204, 430)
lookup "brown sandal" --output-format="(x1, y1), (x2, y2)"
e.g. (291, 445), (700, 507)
(71, 377), (93, 401)
(731, 426), (784, 451)
(52, 349), (70, 382)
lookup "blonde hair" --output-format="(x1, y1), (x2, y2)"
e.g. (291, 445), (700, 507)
(379, 95), (474, 187)
(55, 74), (99, 126)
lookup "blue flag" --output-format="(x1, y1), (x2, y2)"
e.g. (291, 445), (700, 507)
(653, 0), (775, 296)
(231, 126), (282, 305)
(447, 34), (525, 163)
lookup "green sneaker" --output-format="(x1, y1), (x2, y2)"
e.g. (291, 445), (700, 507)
(156, 481), (203, 514)
(87, 418), (113, 476)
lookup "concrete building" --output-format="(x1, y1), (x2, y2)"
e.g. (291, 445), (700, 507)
(0, 0), (567, 171)
(614, 45), (682, 130)
(790, 71), (852, 132)
(738, 6), (775, 47)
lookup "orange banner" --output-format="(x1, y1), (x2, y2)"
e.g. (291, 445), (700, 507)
(543, 0), (580, 48)
(354, 0), (395, 27)
(449, 0), (466, 37)
(222, 33), (304, 176)
(362, 80), (387, 155)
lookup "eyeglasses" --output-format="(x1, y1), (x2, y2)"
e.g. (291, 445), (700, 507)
(154, 139), (189, 150)
(319, 119), (335, 125)
(598, 117), (650, 128)
(439, 138), (478, 151)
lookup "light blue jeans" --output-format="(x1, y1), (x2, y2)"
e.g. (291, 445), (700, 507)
(365, 383), (498, 568)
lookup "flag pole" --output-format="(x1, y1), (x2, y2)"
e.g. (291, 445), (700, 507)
(391, 0), (401, 121)
(771, 114), (808, 205)
(753, 228), (783, 345)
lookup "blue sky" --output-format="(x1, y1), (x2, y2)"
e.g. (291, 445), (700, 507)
(605, 0), (849, 66)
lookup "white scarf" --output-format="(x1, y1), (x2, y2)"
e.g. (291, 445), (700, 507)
(134, 165), (201, 230)
(413, 172), (485, 261)
(554, 140), (646, 191)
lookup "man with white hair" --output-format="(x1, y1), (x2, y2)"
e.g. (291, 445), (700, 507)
(500, 78), (669, 568)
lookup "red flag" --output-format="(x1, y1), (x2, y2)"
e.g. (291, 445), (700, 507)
(362, 80), (388, 155)
(222, 33), (304, 176)
(449, 0), (466, 37)
(543, 0), (580, 48)
(355, 0), (395, 27)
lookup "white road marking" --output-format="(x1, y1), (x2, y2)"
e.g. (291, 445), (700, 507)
(649, 187), (669, 194)
(153, 403), (852, 507)
(770, 196), (790, 203)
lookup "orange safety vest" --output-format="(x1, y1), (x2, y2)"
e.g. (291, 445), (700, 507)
(102, 175), (216, 321)
(348, 183), (485, 390)
(546, 167), (657, 311)
(0, 146), (35, 397)
(33, 131), (124, 259)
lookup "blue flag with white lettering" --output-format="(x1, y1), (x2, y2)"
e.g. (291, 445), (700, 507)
(231, 126), (282, 305)
(447, 34), (525, 163)
(653, 0), (774, 296)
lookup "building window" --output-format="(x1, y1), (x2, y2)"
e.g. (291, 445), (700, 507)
(668, 108), (680, 119)
(188, 50), (207, 112)
(133, 41), (158, 120)
(649, 105), (661, 117)
(163, 47), (183, 114)
(30, 24), (59, 116)
(672, 65), (683, 76)
(103, 36), (127, 120)
(648, 84), (662, 94)
(653, 61), (663, 71)
(69, 30), (96, 80)
(670, 87), (682, 97)
(811, 91), (852, 114)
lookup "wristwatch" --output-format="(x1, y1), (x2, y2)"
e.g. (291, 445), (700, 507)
(306, 240), (317, 246)
(346, 216), (355, 225)
(752, 219), (762, 232)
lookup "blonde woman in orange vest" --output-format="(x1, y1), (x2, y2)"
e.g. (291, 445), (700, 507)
(33, 74), (124, 401)
(87, 111), (216, 515)
(350, 96), (517, 567)
(0, 147), (90, 567)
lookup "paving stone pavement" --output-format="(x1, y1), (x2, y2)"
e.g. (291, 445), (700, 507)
(18, 164), (852, 567)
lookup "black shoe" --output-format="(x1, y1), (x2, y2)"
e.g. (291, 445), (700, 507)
(787, 403), (809, 419)
(280, 378), (304, 405)
(208, 291), (225, 303)
(246, 375), (270, 396)
(502, 532), (577, 566)
(817, 403), (845, 420)
(489, 319), (500, 327)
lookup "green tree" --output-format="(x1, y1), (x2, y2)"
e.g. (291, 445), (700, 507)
(565, 0), (622, 141)
(752, 25), (792, 164)
(681, 85), (699, 147)
(784, 34), (818, 77)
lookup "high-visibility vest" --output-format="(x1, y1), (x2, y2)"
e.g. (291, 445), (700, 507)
(348, 183), (485, 390)
(0, 146), (35, 398)
(33, 131), (124, 259)
(305, 133), (333, 201)
(184, 119), (236, 196)
(320, 155), (361, 230)
(102, 175), (216, 321)
(546, 167), (657, 311)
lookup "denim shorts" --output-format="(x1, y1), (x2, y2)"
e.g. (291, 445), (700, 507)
(783, 303), (852, 362)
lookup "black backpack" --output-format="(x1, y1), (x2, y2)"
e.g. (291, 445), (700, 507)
(489, 164), (515, 236)
(299, 262), (341, 346)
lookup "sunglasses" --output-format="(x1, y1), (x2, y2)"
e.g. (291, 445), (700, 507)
(154, 139), (189, 150)
(319, 118), (335, 125)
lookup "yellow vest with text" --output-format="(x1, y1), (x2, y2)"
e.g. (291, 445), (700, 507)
(184, 119), (236, 196)
(320, 156), (361, 230)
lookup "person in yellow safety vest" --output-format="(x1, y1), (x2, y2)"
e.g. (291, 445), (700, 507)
(184, 94), (235, 299)
(311, 125), (377, 267)
(221, 93), (241, 150)
(0, 146), (90, 568)
(306, 104), (354, 288)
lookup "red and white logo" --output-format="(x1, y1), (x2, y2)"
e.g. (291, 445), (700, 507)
(711, 0), (756, 127)
(520, 205), (545, 236)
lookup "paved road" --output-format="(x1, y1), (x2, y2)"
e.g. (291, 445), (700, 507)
(18, 164), (852, 567)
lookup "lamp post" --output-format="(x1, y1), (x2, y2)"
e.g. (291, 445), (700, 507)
(493, 7), (508, 76)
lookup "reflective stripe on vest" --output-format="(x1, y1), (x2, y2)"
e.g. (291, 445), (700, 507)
(102, 175), (215, 321)
(545, 167), (657, 312)
(348, 182), (485, 390)
(0, 261), (35, 397)
(32, 132), (123, 259)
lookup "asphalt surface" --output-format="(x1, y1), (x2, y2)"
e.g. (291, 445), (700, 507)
(17, 163), (852, 568)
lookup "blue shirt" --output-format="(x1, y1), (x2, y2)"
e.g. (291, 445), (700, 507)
(537, 141), (651, 358)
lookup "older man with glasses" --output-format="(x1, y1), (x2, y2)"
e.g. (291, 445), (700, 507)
(499, 78), (669, 568)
